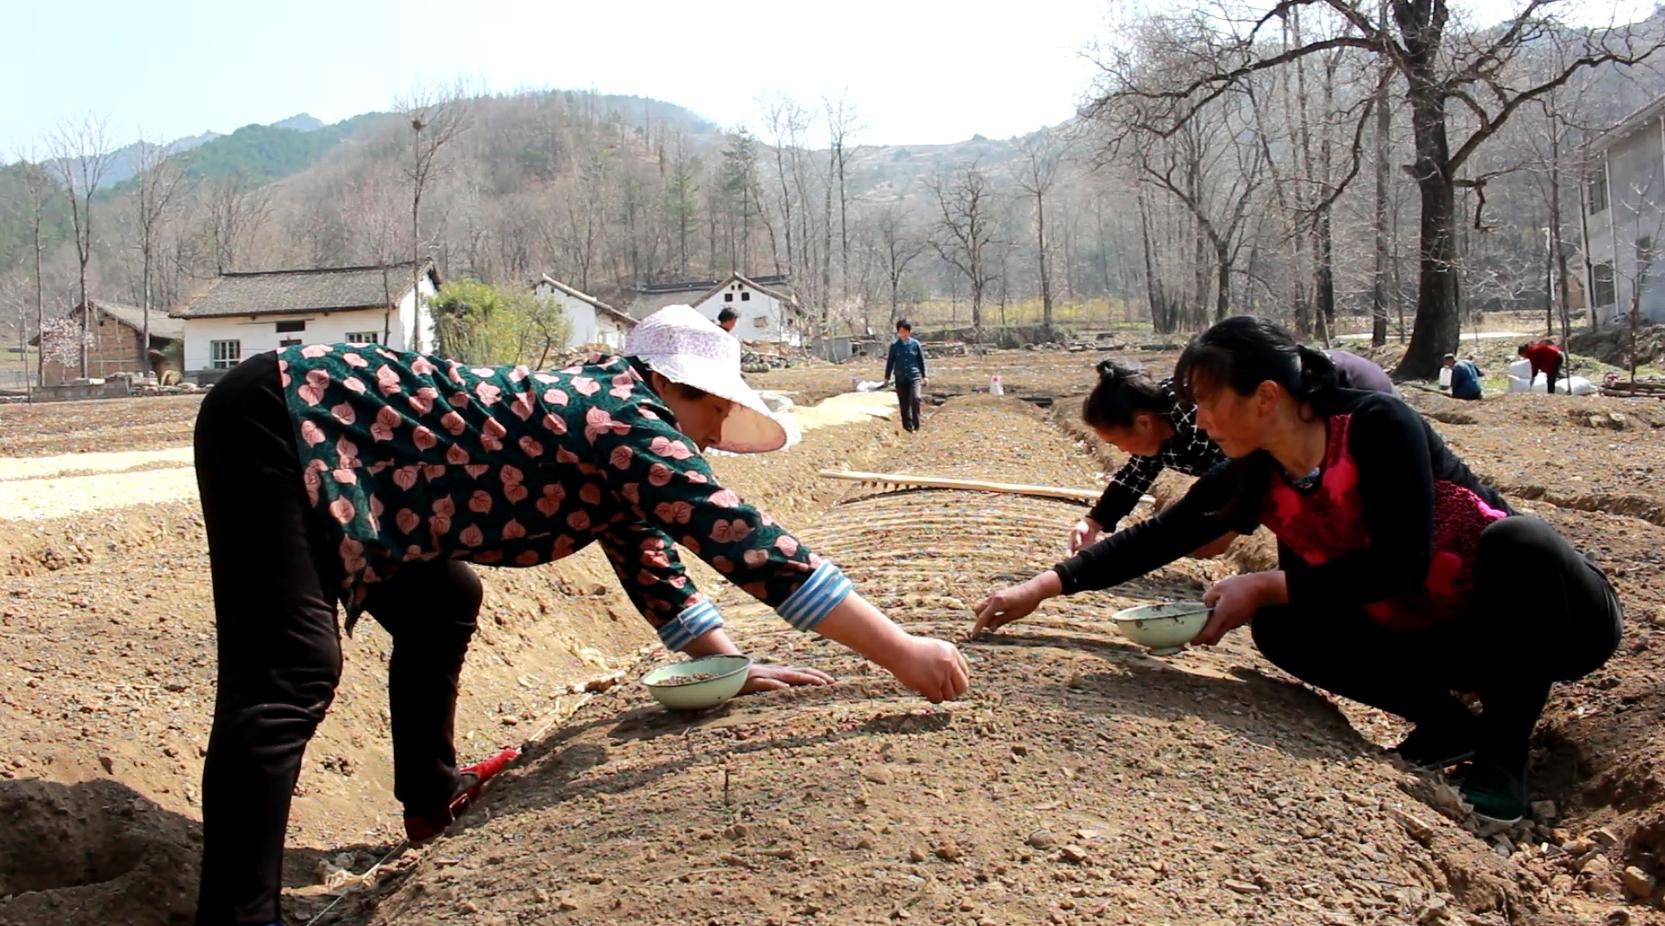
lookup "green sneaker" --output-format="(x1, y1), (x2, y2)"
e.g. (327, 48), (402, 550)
(1459, 761), (1528, 823)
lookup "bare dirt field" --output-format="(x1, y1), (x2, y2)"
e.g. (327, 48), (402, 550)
(3, 344), (1665, 926)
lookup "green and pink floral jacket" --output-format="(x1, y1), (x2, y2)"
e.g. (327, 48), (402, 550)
(276, 343), (850, 648)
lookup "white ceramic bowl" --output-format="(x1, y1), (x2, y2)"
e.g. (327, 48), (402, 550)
(641, 654), (753, 710)
(1111, 601), (1211, 655)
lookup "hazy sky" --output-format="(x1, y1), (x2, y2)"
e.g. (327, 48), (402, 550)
(3, 0), (1651, 157)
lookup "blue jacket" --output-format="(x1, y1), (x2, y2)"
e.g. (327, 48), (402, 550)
(1449, 360), (1481, 400)
(885, 336), (926, 383)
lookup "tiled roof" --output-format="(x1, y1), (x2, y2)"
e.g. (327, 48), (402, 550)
(174, 261), (437, 319)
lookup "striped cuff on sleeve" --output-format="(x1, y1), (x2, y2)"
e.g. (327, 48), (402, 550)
(777, 560), (853, 632)
(658, 598), (724, 650)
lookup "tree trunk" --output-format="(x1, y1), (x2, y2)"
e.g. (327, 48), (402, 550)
(1314, 207), (1335, 341)
(1400, 170), (1460, 377)
(1214, 241), (1231, 322)
(1137, 192), (1167, 333)
(1037, 191), (1053, 334)
(1371, 66), (1390, 348)
(32, 214), (44, 388)
(142, 248), (152, 380)
(1393, 11), (1460, 379)
(1549, 155), (1572, 344)
(78, 264), (89, 378)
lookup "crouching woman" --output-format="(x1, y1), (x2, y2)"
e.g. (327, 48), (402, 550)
(975, 316), (1619, 823)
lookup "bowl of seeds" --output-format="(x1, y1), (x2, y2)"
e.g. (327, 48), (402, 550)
(641, 653), (753, 710)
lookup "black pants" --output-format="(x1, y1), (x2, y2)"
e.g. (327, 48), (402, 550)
(193, 353), (483, 926)
(1251, 516), (1620, 771)
(895, 378), (923, 431)
(1545, 355), (1564, 396)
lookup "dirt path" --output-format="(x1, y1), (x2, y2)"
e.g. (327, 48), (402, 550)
(336, 398), (1538, 926)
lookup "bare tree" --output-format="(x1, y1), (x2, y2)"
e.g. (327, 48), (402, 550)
(133, 135), (188, 379)
(11, 146), (56, 387)
(872, 204), (928, 325)
(825, 93), (861, 301)
(399, 88), (470, 352)
(1087, 1), (1665, 376)
(48, 115), (114, 377)
(206, 173), (272, 274)
(1017, 136), (1064, 333)
(760, 93), (809, 280)
(1370, 0), (1394, 346)
(926, 160), (999, 337)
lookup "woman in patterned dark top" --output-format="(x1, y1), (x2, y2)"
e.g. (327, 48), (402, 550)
(191, 306), (970, 926)
(1067, 360), (1227, 553)
(981, 317), (1620, 824)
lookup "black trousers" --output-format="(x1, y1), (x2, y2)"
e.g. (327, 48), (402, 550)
(1545, 355), (1564, 395)
(193, 353), (483, 926)
(1251, 516), (1621, 770)
(895, 378), (923, 431)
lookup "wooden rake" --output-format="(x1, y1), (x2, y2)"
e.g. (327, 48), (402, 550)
(818, 469), (1154, 507)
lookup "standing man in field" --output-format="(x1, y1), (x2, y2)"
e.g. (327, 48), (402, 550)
(884, 319), (927, 433)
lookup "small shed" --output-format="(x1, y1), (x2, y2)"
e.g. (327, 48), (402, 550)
(30, 299), (183, 384)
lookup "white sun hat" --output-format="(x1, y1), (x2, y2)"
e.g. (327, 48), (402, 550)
(625, 304), (789, 453)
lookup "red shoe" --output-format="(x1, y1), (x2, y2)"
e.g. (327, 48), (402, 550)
(403, 745), (521, 843)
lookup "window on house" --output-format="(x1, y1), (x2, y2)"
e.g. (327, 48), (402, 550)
(1593, 261), (1617, 307)
(275, 320), (307, 334)
(723, 292), (733, 302)
(1587, 164), (1609, 215)
(279, 338), (302, 349)
(346, 331), (380, 344)
(741, 291), (751, 301)
(752, 315), (767, 329)
(210, 339), (242, 369)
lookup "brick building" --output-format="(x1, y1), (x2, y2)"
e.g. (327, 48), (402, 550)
(32, 300), (182, 384)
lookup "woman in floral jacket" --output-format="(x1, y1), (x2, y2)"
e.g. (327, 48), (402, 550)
(192, 305), (970, 926)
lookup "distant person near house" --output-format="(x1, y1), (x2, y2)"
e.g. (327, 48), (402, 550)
(1518, 340), (1565, 396)
(883, 319), (927, 433)
(717, 308), (739, 334)
(1444, 353), (1483, 401)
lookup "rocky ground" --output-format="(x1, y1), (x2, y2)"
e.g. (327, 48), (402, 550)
(2, 342), (1664, 925)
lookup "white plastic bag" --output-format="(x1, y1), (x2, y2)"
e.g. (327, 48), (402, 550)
(1508, 358), (1533, 379)
(989, 375), (1005, 396)
(1516, 373), (1596, 395)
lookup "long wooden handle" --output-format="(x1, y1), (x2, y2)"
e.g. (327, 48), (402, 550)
(818, 469), (1154, 505)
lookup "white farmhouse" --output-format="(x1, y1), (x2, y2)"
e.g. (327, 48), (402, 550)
(1581, 95), (1665, 325)
(628, 272), (805, 346)
(173, 262), (439, 382)
(533, 274), (636, 350)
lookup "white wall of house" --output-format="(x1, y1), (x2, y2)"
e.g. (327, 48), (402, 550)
(1585, 119), (1665, 325)
(532, 282), (631, 350)
(182, 308), (398, 374)
(693, 280), (801, 346)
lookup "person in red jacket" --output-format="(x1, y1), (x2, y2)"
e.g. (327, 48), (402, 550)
(1517, 341), (1565, 396)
